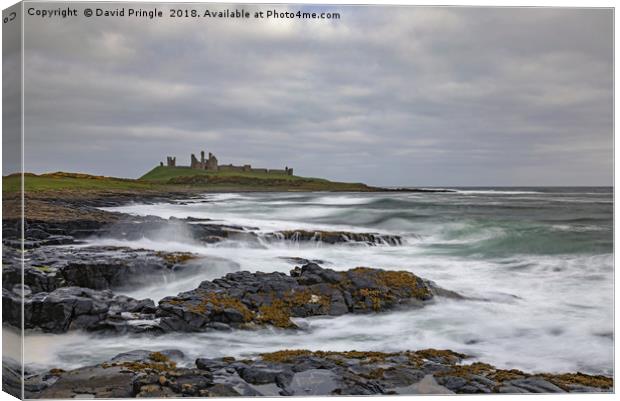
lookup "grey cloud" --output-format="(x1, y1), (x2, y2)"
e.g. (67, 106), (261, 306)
(17, 3), (613, 186)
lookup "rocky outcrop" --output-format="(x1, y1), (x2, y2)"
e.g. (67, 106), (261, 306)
(156, 263), (458, 331)
(6, 205), (405, 250)
(3, 286), (157, 334)
(2, 245), (201, 293)
(264, 230), (403, 246)
(3, 215), (256, 249)
(93, 217), (252, 244)
(2, 196), (122, 248)
(4, 262), (459, 334)
(25, 349), (613, 397)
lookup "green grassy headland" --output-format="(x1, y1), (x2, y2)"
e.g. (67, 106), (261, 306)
(3, 167), (376, 193)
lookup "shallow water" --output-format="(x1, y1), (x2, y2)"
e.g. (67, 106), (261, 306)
(22, 188), (613, 375)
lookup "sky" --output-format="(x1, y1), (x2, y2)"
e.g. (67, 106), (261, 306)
(15, 3), (613, 186)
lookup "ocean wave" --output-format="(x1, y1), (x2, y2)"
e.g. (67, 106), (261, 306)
(454, 190), (544, 195)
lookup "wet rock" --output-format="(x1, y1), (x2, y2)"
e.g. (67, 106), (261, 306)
(265, 230), (403, 246)
(6, 235), (77, 249)
(432, 360), (613, 394)
(157, 262), (444, 331)
(286, 369), (340, 395)
(37, 365), (136, 398)
(3, 286), (157, 334)
(390, 374), (454, 394)
(6, 260), (457, 334)
(502, 377), (565, 393)
(2, 245), (203, 294)
(110, 350), (185, 364)
(279, 256), (327, 265)
(25, 348), (613, 398)
(237, 365), (293, 386)
(196, 358), (230, 371)
(95, 217), (256, 245)
(203, 383), (241, 396)
(6, 208), (258, 250)
(437, 375), (468, 391)
(166, 370), (214, 396)
(4, 217), (114, 248)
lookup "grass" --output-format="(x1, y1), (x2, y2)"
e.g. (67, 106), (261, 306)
(3, 172), (156, 192)
(2, 167), (376, 193)
(140, 166), (328, 182)
(140, 167), (373, 191)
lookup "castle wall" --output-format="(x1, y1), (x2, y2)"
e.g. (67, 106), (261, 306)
(219, 164), (245, 172)
(179, 150), (293, 175)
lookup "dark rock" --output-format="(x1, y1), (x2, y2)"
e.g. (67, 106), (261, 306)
(290, 356), (340, 372)
(2, 245), (205, 294)
(3, 286), (157, 334)
(110, 349), (185, 364)
(166, 370), (214, 395)
(286, 369), (341, 395)
(6, 259), (456, 334)
(238, 365), (293, 385)
(381, 366), (426, 388)
(95, 217), (256, 245)
(279, 256), (326, 266)
(37, 365), (135, 398)
(157, 262), (444, 331)
(24, 348), (613, 398)
(389, 374), (454, 394)
(196, 358), (230, 371)
(204, 383), (241, 396)
(504, 377), (566, 393)
(265, 230), (403, 246)
(6, 209), (260, 251)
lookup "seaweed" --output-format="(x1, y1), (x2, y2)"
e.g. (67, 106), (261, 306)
(155, 251), (197, 265)
(541, 372), (613, 390)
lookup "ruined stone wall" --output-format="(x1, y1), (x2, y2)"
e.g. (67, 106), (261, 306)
(175, 150), (293, 175)
(190, 154), (202, 169)
(219, 164), (244, 172)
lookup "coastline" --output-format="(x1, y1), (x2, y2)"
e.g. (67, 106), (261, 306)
(2, 175), (613, 396)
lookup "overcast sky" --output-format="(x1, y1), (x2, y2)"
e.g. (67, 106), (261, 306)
(19, 4), (613, 186)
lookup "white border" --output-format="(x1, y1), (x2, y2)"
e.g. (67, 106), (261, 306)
(0, 1), (616, 401)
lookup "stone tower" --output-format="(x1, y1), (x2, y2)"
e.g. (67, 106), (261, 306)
(206, 152), (218, 171)
(190, 153), (201, 169)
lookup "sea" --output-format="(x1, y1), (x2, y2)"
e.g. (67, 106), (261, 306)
(19, 187), (613, 376)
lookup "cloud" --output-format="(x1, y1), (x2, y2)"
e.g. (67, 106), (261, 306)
(18, 4), (612, 186)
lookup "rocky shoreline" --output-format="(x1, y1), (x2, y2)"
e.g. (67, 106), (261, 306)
(2, 189), (614, 396)
(7, 348), (612, 398)
(3, 260), (460, 334)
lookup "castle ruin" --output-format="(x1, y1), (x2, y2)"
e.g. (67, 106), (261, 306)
(190, 151), (218, 170)
(164, 150), (293, 176)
